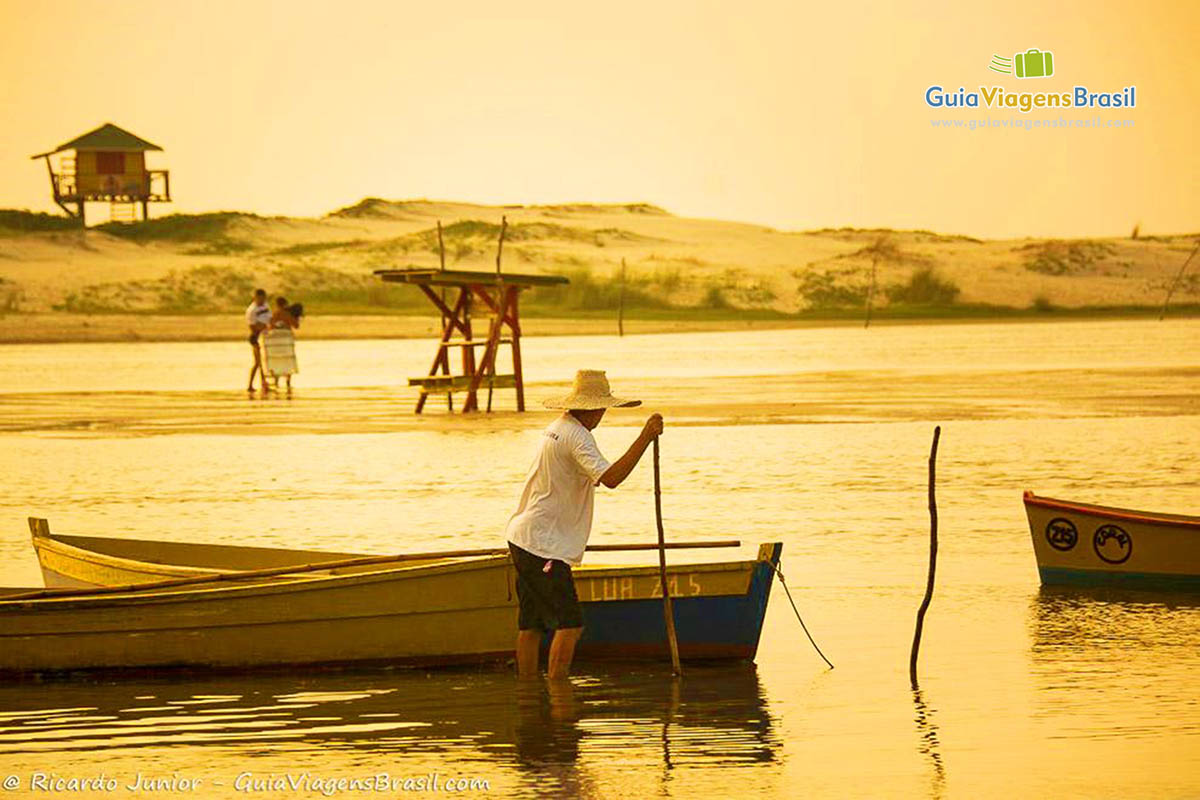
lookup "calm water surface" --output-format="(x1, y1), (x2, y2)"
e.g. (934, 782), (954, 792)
(0, 319), (1197, 798)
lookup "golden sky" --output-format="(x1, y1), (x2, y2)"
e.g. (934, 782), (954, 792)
(1, 0), (1196, 238)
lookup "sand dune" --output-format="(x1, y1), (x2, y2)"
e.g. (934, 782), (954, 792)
(0, 200), (1196, 339)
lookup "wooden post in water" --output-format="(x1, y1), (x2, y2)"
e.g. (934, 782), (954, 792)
(437, 220), (446, 271)
(495, 215), (507, 276)
(864, 252), (878, 329)
(618, 258), (626, 337)
(436, 220), (451, 409)
(909, 425), (941, 687)
(486, 217), (508, 411)
(653, 437), (683, 676)
(1159, 238), (1200, 320)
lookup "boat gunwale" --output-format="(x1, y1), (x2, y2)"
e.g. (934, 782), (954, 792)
(2, 553), (514, 610)
(5, 550), (775, 612)
(34, 535), (224, 579)
(34, 528), (763, 583)
(34, 527), (369, 579)
(1023, 491), (1200, 530)
(0, 578), (768, 640)
(38, 531), (766, 583)
(33, 531), (475, 582)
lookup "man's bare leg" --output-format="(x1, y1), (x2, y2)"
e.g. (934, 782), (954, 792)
(248, 347), (263, 392)
(546, 675), (576, 721)
(547, 627), (583, 679)
(516, 629), (541, 678)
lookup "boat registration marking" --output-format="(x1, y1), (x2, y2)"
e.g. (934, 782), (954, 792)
(582, 574), (705, 602)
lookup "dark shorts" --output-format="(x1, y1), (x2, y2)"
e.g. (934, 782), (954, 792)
(508, 542), (583, 631)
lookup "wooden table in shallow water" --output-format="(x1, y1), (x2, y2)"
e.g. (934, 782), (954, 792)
(373, 267), (569, 414)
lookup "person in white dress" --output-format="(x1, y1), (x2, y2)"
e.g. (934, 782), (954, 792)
(264, 297), (301, 396)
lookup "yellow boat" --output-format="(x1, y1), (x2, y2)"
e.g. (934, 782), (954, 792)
(1, 519), (783, 674)
(1024, 491), (1200, 591)
(28, 517), (365, 588)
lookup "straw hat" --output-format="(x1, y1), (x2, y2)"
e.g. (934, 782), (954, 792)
(544, 370), (642, 410)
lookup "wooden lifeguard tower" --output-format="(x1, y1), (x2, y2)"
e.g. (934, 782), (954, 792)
(32, 123), (171, 225)
(374, 266), (568, 414)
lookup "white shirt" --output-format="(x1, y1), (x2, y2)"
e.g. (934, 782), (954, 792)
(505, 413), (612, 566)
(245, 302), (271, 326)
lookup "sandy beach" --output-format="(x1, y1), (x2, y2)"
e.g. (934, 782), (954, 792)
(0, 312), (834, 344)
(0, 306), (1190, 345)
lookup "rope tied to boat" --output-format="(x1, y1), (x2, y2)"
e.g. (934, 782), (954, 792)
(772, 563), (834, 670)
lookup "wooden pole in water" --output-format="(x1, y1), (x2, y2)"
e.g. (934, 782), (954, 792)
(653, 437), (683, 676)
(487, 218), (508, 411)
(1159, 238), (1200, 320)
(437, 220), (446, 271)
(437, 220), (451, 408)
(864, 253), (878, 329)
(909, 425), (941, 687)
(618, 258), (626, 337)
(495, 215), (507, 276)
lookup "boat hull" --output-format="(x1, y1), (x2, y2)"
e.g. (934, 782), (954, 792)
(1024, 491), (1200, 591)
(8, 524), (781, 674)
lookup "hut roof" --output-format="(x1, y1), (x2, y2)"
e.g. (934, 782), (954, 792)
(32, 123), (163, 159)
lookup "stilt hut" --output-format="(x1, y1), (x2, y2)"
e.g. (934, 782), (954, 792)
(32, 123), (171, 225)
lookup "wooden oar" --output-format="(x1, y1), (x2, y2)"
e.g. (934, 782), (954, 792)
(653, 437), (683, 676)
(6, 539), (740, 603)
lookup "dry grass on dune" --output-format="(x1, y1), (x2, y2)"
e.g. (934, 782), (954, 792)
(0, 201), (1196, 329)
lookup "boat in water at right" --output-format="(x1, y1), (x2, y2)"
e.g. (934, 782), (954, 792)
(1024, 491), (1200, 591)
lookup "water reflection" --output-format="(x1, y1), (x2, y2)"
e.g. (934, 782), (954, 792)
(1027, 587), (1200, 740)
(1030, 586), (1200, 655)
(910, 687), (945, 799)
(509, 679), (591, 797)
(0, 665), (776, 795)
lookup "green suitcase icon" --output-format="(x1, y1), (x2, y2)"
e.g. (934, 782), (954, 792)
(1014, 48), (1053, 78)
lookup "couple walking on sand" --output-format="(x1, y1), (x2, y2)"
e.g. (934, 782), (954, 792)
(245, 288), (303, 395)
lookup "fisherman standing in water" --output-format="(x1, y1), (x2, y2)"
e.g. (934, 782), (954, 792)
(245, 288), (272, 394)
(505, 370), (664, 679)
